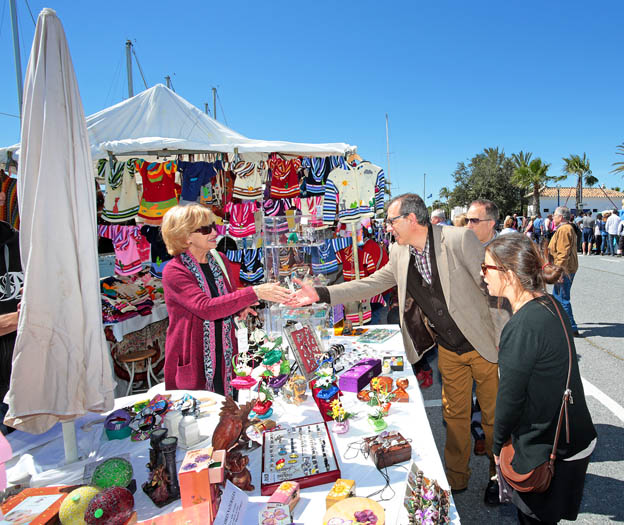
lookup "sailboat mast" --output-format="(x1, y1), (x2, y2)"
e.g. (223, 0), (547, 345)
(385, 113), (391, 198)
(9, 0), (23, 125)
(125, 40), (134, 98)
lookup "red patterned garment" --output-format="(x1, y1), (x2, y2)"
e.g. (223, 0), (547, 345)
(268, 155), (301, 198)
(134, 160), (180, 223)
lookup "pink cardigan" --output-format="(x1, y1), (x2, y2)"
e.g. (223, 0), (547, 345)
(161, 252), (258, 390)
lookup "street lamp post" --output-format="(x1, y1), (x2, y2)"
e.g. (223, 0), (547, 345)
(557, 184), (561, 207)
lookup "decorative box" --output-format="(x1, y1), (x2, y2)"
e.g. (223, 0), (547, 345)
(178, 447), (225, 522)
(258, 504), (291, 525)
(311, 379), (341, 422)
(267, 481), (300, 513)
(138, 501), (213, 524)
(326, 478), (356, 509)
(383, 355), (405, 371)
(363, 431), (412, 468)
(1, 486), (75, 525)
(338, 358), (381, 393)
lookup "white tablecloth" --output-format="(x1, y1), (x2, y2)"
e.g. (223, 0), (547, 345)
(5, 326), (459, 524)
(105, 302), (168, 342)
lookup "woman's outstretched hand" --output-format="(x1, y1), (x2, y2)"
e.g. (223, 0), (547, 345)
(253, 282), (293, 303)
(284, 278), (320, 307)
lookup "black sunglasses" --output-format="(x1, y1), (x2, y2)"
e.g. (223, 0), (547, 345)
(466, 217), (493, 224)
(193, 223), (217, 235)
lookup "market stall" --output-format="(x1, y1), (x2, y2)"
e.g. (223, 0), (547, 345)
(3, 329), (459, 524)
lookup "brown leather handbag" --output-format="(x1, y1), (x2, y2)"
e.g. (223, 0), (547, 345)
(500, 296), (574, 493)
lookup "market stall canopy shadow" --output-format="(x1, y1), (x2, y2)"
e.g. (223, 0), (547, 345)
(4, 8), (115, 434)
(1, 84), (356, 161)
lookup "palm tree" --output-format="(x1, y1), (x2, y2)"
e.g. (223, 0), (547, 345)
(562, 153), (592, 213)
(610, 143), (624, 176)
(511, 157), (561, 213)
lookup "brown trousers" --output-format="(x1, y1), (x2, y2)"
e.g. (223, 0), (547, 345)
(437, 344), (499, 490)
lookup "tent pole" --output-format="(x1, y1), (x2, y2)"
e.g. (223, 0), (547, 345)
(212, 87), (217, 121)
(62, 421), (79, 464)
(125, 40), (134, 98)
(9, 0), (23, 125)
(350, 222), (363, 325)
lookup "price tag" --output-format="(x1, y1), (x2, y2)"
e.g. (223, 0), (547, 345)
(236, 323), (249, 354)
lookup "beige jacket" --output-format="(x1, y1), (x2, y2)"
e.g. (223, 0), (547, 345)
(548, 223), (579, 274)
(327, 226), (505, 364)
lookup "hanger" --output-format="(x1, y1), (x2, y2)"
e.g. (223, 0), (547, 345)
(346, 152), (363, 165)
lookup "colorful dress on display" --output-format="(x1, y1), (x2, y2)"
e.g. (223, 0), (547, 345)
(336, 240), (389, 323)
(140, 225), (173, 278)
(299, 156), (347, 196)
(225, 201), (259, 237)
(324, 161), (385, 223)
(97, 158), (140, 222)
(225, 248), (264, 284)
(262, 198), (295, 216)
(98, 225), (150, 276)
(304, 237), (351, 274)
(232, 161), (265, 200)
(177, 161), (222, 203)
(0, 176), (19, 230)
(268, 155), (301, 198)
(134, 160), (180, 223)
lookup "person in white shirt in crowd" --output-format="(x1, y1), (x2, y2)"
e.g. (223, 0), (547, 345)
(605, 209), (622, 256)
(431, 209), (447, 226)
(500, 216), (517, 235)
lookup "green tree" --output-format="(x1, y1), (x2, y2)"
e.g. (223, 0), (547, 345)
(562, 153), (592, 213)
(511, 156), (563, 213)
(610, 143), (624, 177)
(447, 147), (523, 218)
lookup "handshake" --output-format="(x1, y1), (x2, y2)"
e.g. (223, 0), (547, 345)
(252, 278), (321, 307)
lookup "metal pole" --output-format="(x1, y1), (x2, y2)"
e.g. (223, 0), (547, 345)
(385, 113), (391, 198)
(165, 76), (171, 89)
(204, 103), (210, 115)
(9, 0), (23, 124)
(423, 173), (426, 200)
(213, 87), (217, 121)
(125, 40), (134, 98)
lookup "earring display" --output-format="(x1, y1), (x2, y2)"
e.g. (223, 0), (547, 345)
(261, 422), (341, 495)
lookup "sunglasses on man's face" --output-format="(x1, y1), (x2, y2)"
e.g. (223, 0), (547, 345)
(466, 217), (492, 224)
(193, 223), (217, 235)
(481, 263), (505, 275)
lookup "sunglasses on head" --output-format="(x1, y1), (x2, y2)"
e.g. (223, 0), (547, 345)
(481, 263), (505, 275)
(193, 223), (217, 235)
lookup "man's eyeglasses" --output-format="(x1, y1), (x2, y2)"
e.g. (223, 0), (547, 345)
(385, 213), (409, 227)
(466, 217), (493, 224)
(193, 224), (217, 235)
(481, 263), (505, 275)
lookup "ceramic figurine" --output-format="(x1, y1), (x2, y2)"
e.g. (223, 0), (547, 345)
(392, 378), (409, 402)
(283, 375), (308, 405)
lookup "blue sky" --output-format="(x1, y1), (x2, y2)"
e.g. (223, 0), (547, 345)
(1, 1), (623, 202)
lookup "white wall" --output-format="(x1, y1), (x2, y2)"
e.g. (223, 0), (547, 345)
(538, 197), (623, 216)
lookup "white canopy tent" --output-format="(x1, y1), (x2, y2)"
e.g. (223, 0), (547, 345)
(1, 84), (356, 161)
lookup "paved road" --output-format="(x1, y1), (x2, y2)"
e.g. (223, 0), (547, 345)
(418, 254), (624, 524)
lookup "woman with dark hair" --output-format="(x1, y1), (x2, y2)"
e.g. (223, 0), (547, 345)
(481, 233), (596, 524)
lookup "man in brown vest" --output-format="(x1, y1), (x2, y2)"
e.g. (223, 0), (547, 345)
(289, 193), (505, 504)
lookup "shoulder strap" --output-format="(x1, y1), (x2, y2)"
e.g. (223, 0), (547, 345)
(546, 295), (574, 470)
(210, 249), (232, 288)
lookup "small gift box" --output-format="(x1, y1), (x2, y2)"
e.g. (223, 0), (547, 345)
(338, 358), (381, 393)
(326, 478), (356, 509)
(363, 431), (411, 469)
(267, 481), (300, 514)
(258, 504), (291, 525)
(179, 447), (225, 519)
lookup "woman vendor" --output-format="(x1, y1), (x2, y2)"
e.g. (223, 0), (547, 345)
(161, 204), (291, 395)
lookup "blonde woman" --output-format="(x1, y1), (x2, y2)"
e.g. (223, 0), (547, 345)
(161, 205), (290, 394)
